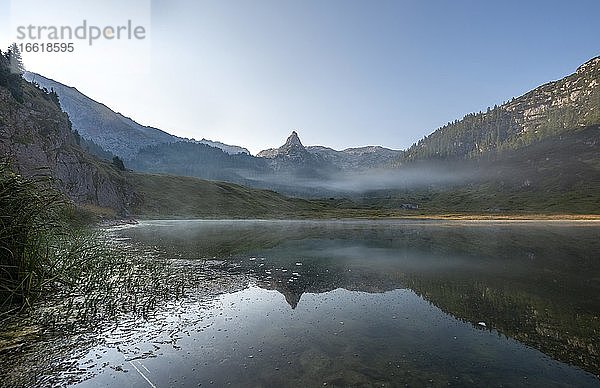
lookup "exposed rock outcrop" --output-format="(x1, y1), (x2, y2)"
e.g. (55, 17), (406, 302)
(259, 131), (402, 171)
(307, 145), (403, 170)
(0, 81), (134, 214)
(257, 131), (331, 174)
(257, 131), (307, 159)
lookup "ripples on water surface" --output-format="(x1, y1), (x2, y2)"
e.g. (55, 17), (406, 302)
(1, 220), (599, 387)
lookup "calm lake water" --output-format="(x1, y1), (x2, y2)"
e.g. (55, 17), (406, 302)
(2, 220), (600, 387)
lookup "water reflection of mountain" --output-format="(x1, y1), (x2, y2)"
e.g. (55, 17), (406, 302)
(222, 222), (599, 376)
(122, 220), (600, 375)
(405, 276), (599, 376)
(254, 266), (403, 309)
(251, 255), (599, 375)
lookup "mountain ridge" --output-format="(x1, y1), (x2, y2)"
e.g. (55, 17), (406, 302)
(307, 145), (403, 170)
(16, 55), (600, 210)
(22, 72), (250, 158)
(25, 72), (405, 169)
(257, 130), (307, 159)
(404, 56), (599, 161)
(258, 130), (403, 171)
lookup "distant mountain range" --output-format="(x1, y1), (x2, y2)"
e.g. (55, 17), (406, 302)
(258, 131), (403, 171)
(22, 72), (250, 158)
(7, 54), (599, 213)
(1, 62), (334, 217)
(23, 72), (401, 179)
(125, 129), (405, 197)
(18, 75), (401, 195)
(307, 145), (403, 170)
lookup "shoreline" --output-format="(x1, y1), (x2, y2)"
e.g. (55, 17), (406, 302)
(390, 214), (600, 221)
(118, 214), (600, 223)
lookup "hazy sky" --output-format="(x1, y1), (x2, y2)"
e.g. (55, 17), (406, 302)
(1, 0), (599, 154)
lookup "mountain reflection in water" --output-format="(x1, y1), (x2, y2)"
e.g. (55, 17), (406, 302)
(121, 220), (600, 376)
(1, 220), (599, 387)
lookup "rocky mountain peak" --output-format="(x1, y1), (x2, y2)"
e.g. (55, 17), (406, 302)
(284, 131), (303, 148)
(257, 130), (308, 158)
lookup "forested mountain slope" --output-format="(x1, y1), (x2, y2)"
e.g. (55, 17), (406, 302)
(404, 57), (599, 161)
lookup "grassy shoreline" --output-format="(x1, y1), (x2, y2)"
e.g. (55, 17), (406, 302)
(126, 213), (600, 222)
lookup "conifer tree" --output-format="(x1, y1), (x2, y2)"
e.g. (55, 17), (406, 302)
(0, 45), (24, 102)
(6, 43), (25, 75)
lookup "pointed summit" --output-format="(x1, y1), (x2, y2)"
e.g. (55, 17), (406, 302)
(284, 131), (303, 148)
(257, 130), (308, 158)
(256, 129), (334, 174)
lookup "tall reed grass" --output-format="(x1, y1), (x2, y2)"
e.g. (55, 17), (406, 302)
(0, 162), (91, 314)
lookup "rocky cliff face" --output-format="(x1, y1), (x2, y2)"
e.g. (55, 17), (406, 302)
(0, 81), (134, 214)
(503, 56), (599, 136)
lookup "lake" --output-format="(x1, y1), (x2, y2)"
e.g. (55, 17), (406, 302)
(1, 220), (599, 387)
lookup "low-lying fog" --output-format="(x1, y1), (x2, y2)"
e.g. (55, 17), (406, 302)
(236, 162), (477, 196)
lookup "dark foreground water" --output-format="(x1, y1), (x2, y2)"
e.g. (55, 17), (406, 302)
(1, 220), (600, 387)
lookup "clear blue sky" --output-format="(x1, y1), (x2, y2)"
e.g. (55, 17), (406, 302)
(1, 0), (599, 154)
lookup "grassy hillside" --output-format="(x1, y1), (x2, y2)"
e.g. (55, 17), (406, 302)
(127, 172), (384, 219)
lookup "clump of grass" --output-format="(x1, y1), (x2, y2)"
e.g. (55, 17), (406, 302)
(0, 162), (194, 320)
(0, 162), (90, 313)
